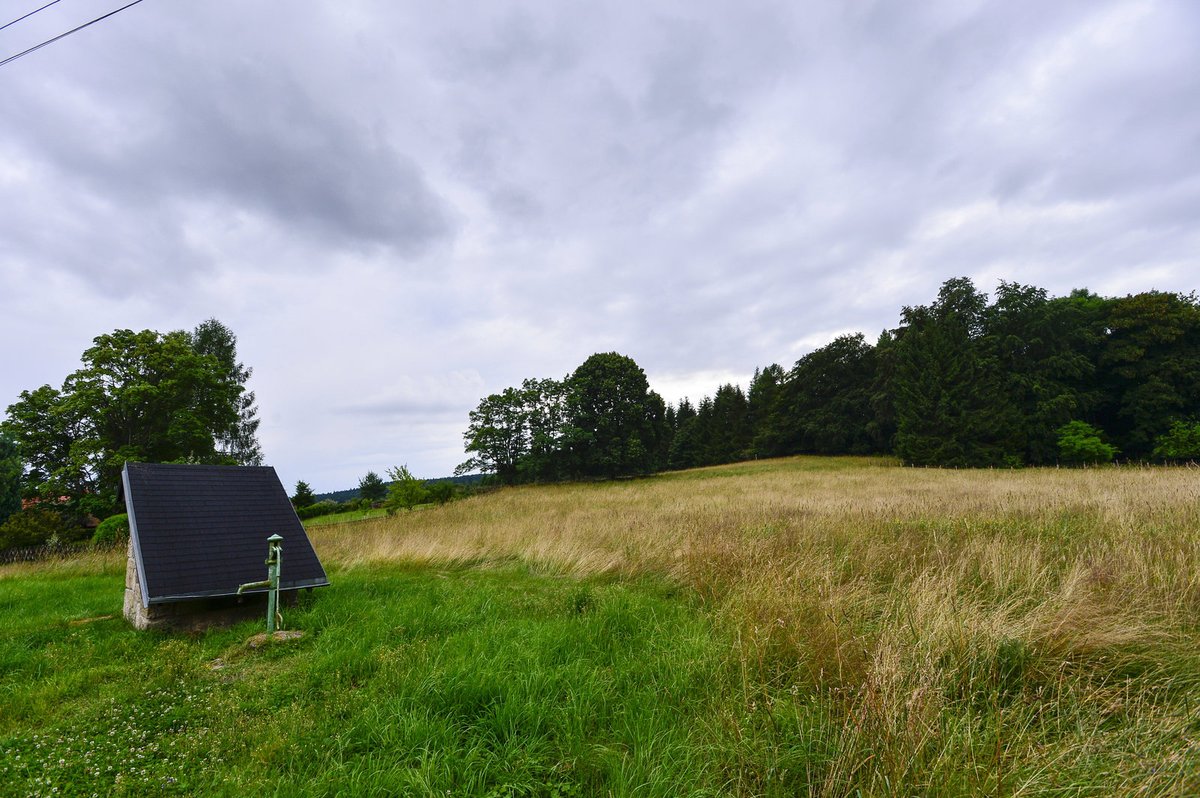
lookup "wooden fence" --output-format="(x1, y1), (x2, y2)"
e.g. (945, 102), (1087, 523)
(0, 541), (113, 565)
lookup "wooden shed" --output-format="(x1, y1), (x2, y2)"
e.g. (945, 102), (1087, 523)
(121, 462), (329, 630)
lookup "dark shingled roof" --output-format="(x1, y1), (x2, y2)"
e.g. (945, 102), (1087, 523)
(123, 462), (329, 605)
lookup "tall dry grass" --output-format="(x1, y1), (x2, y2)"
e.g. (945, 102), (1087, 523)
(310, 456), (1200, 795)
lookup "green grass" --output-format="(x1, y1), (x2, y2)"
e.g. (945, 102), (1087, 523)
(3, 457), (1199, 796)
(0, 565), (756, 797)
(303, 503), (457, 526)
(9, 565), (1192, 798)
(302, 507), (389, 526)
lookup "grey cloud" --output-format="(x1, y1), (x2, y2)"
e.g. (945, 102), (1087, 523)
(3, 0), (1198, 487)
(0, 38), (453, 294)
(149, 67), (451, 254)
(337, 398), (465, 419)
(333, 371), (487, 421)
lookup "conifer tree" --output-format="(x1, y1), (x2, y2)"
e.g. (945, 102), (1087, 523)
(893, 278), (1016, 467)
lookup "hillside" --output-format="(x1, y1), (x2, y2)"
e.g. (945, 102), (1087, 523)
(3, 456), (1198, 796)
(314, 473), (484, 504)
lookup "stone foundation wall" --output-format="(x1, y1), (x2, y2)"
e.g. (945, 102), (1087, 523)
(123, 542), (299, 632)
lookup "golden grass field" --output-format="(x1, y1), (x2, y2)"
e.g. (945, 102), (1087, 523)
(310, 456), (1200, 795)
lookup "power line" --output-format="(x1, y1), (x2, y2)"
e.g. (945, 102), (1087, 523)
(0, 0), (65, 33)
(0, 0), (148, 70)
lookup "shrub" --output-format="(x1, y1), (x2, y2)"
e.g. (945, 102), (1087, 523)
(425, 481), (459, 505)
(0, 507), (70, 550)
(296, 500), (341, 520)
(92, 513), (129, 545)
(1152, 420), (1200, 462)
(1056, 421), (1118, 465)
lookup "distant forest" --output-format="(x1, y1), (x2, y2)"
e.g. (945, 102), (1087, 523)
(459, 277), (1200, 483)
(315, 474), (483, 504)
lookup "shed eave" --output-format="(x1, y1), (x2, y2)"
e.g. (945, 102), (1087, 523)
(145, 577), (331, 605)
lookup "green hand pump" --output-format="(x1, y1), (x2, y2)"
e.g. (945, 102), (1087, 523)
(237, 533), (284, 633)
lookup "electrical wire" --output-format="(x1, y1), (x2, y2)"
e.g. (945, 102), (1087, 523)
(0, 0), (147, 69)
(0, 0), (65, 33)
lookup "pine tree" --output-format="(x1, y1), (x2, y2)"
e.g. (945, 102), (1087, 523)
(357, 471), (387, 502)
(292, 480), (316, 508)
(893, 278), (1017, 467)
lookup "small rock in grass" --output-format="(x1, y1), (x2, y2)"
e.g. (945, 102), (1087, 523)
(247, 630), (305, 648)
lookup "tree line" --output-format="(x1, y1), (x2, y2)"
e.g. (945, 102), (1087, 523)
(287, 468), (477, 521)
(456, 352), (671, 483)
(460, 278), (1200, 483)
(2, 278), (1196, 547)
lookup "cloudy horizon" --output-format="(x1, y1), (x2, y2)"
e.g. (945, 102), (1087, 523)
(2, 0), (1197, 492)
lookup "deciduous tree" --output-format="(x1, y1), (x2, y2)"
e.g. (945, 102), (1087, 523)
(457, 387), (528, 484)
(983, 283), (1096, 464)
(777, 334), (879, 456)
(3, 323), (260, 510)
(0, 434), (21, 525)
(385, 465), (428, 512)
(562, 353), (663, 478)
(1098, 291), (1200, 458)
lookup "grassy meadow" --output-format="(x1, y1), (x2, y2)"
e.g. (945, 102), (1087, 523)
(2, 456), (1198, 796)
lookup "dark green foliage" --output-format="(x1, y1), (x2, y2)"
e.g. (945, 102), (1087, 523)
(667, 412), (706, 470)
(2, 321), (260, 511)
(458, 385), (535, 484)
(91, 512), (129, 545)
(517, 377), (570, 482)
(292, 480), (316, 508)
(708, 383), (752, 462)
(747, 364), (786, 456)
(776, 334), (881, 456)
(357, 470), (387, 502)
(867, 329), (899, 451)
(459, 354), (666, 482)
(0, 433), (20, 525)
(2, 384), (86, 499)
(425, 481), (458, 505)
(295, 499), (340, 520)
(454, 280), (1200, 476)
(666, 398), (702, 469)
(984, 283), (1095, 464)
(1097, 291), (1200, 458)
(667, 386), (751, 468)
(642, 389), (671, 475)
(674, 397), (697, 428)
(562, 353), (665, 478)
(65, 329), (240, 496)
(1056, 421), (1118, 464)
(315, 475), (482, 504)
(1152, 420), (1200, 461)
(189, 319), (263, 466)
(0, 506), (70, 550)
(893, 278), (1018, 467)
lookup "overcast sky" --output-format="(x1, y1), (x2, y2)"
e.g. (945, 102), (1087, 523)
(1, 0), (1197, 492)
